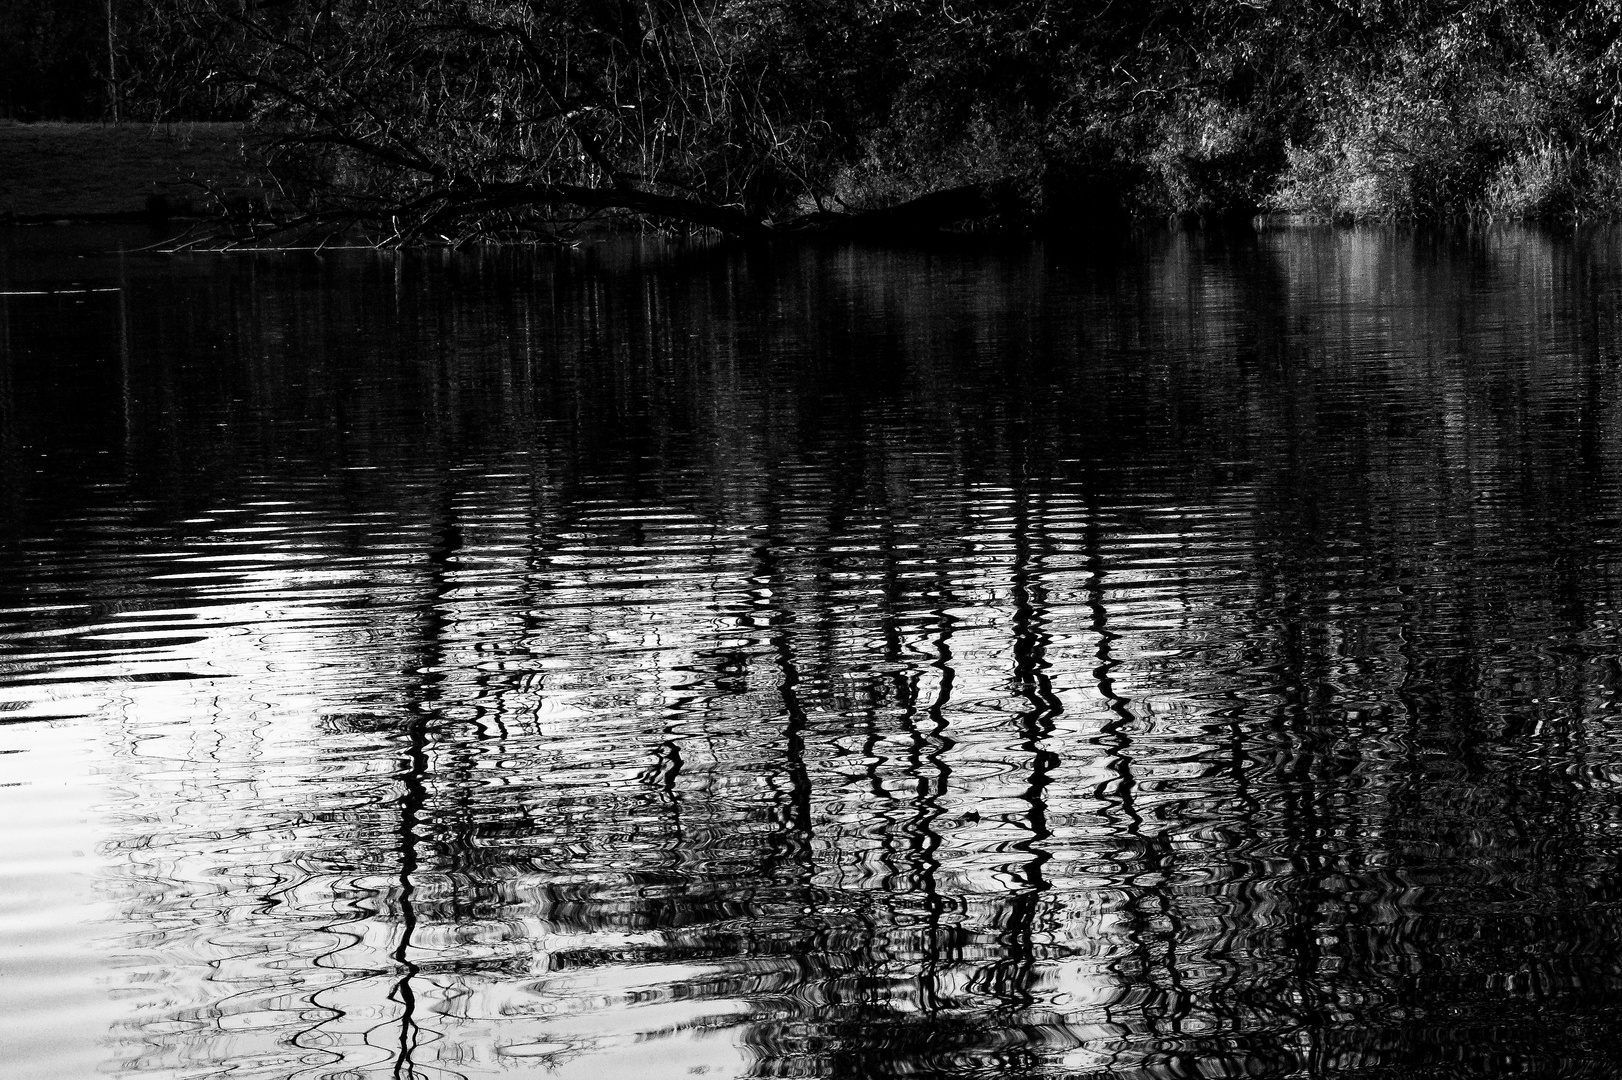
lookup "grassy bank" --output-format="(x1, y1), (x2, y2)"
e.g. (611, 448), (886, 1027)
(0, 122), (267, 222)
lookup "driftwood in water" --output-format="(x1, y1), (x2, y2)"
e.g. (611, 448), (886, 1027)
(455, 180), (1016, 239)
(781, 184), (1016, 237)
(184, 179), (1019, 248)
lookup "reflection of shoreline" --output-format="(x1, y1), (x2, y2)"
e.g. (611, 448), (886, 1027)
(66, 469), (1315, 1077)
(0, 226), (1620, 1077)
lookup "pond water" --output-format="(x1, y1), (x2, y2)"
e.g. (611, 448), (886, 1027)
(3, 224), (1622, 1079)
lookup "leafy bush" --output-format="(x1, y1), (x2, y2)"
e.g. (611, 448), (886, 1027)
(1484, 139), (1574, 218)
(1147, 98), (1279, 217)
(26, 0), (1622, 235)
(1269, 15), (1595, 222)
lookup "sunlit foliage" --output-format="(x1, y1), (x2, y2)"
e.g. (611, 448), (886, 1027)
(12, 0), (1622, 232)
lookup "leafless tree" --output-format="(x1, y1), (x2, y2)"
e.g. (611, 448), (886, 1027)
(148, 0), (1013, 242)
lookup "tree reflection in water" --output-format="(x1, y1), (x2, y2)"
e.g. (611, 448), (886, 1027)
(7, 227), (1622, 1077)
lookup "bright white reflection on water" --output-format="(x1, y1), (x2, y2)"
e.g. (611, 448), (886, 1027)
(4, 225), (1622, 1078)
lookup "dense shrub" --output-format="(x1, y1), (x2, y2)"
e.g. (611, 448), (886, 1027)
(1269, 11), (1622, 221)
(18, 0), (1622, 232)
(1145, 99), (1281, 217)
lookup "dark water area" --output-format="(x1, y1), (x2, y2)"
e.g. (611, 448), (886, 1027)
(4, 224), (1622, 1079)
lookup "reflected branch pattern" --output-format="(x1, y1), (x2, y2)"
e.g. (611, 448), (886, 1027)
(7, 229), (1622, 1077)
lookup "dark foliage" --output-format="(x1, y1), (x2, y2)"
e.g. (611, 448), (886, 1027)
(0, 0), (108, 120)
(13, 0), (1622, 235)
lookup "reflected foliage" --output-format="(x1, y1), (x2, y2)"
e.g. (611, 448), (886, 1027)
(6, 227), (1622, 1076)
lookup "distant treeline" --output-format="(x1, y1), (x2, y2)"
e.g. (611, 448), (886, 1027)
(11, 0), (1622, 235)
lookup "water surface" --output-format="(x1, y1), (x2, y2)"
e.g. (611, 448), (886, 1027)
(3, 225), (1622, 1078)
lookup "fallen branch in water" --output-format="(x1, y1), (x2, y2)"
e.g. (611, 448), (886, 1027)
(153, 179), (1018, 250)
(128, 1), (1033, 249)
